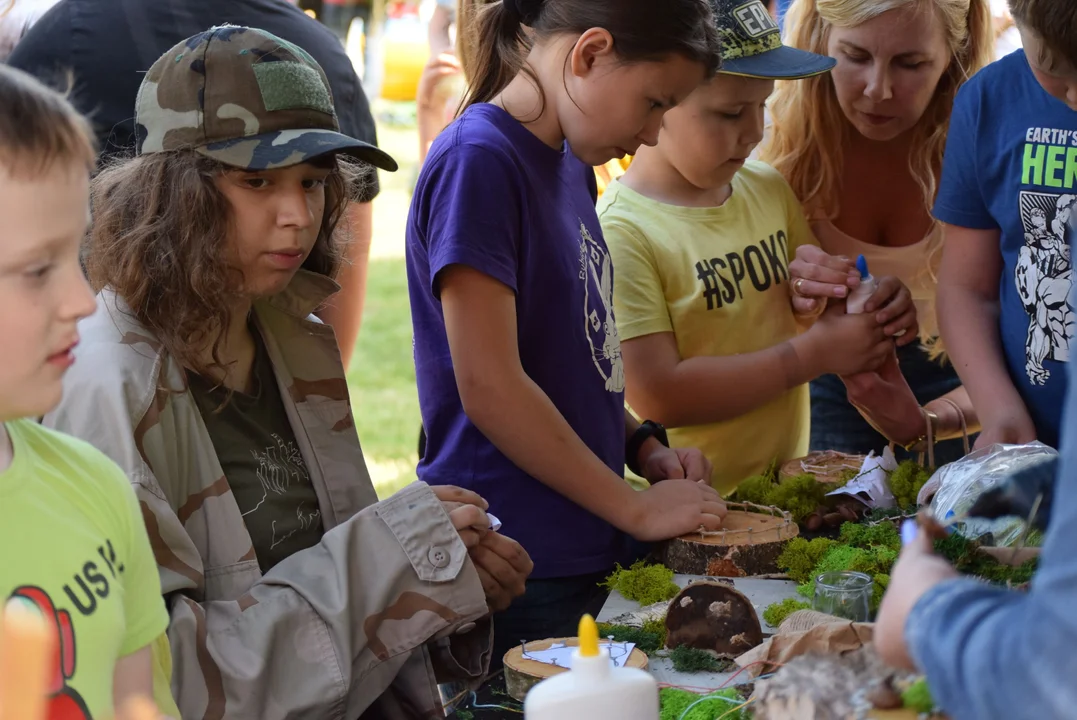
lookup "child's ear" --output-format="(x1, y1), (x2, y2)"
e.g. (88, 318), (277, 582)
(569, 28), (616, 77)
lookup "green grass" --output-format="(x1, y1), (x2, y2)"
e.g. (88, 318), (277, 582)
(347, 257), (421, 498)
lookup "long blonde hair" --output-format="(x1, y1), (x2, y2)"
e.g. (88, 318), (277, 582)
(759, 0), (993, 221)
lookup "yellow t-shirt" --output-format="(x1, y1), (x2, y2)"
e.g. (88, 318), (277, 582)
(598, 161), (814, 494)
(0, 419), (170, 720)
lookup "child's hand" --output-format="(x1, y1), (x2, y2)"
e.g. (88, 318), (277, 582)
(630, 480), (727, 541)
(469, 532), (533, 613)
(801, 302), (892, 377)
(862, 275), (919, 346)
(639, 443), (713, 484)
(432, 484), (490, 511)
(788, 246), (859, 309)
(843, 352), (925, 446)
(975, 409), (1037, 450)
(876, 524), (959, 671)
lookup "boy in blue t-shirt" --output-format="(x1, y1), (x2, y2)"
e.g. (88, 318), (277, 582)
(934, 0), (1077, 451)
(876, 4), (1077, 718)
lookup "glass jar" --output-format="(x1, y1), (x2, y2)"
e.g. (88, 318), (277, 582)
(812, 571), (873, 622)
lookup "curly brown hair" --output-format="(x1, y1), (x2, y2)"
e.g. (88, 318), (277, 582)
(87, 151), (362, 378)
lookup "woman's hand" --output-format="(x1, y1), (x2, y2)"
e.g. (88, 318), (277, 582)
(843, 352), (924, 446)
(863, 276), (919, 346)
(798, 302), (893, 377)
(788, 246), (859, 316)
(974, 409), (1037, 450)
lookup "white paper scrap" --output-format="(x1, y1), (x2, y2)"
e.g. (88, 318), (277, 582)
(825, 446), (898, 509)
(524, 641), (636, 669)
(487, 513), (502, 532)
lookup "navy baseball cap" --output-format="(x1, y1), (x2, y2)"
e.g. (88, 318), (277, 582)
(712, 0), (836, 79)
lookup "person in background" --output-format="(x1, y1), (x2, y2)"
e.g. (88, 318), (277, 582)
(418, 0), (464, 166)
(760, 0), (994, 464)
(8, 0), (378, 369)
(0, 63), (170, 719)
(408, 0), (729, 669)
(598, 0), (917, 494)
(876, 13), (1077, 707)
(930, 0), (1077, 451)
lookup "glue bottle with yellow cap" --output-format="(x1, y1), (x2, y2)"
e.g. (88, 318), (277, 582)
(523, 614), (659, 720)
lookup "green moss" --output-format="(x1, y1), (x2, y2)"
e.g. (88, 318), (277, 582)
(838, 522), (901, 552)
(454, 711), (474, 720)
(602, 561), (680, 606)
(798, 544), (896, 612)
(902, 678), (935, 713)
(596, 622), (666, 655)
(762, 598), (811, 627)
(777, 537), (838, 584)
(890, 461), (931, 508)
(659, 688), (750, 720)
(668, 645), (733, 673)
(767, 474), (829, 521)
(731, 466), (828, 522)
(934, 534), (1038, 585)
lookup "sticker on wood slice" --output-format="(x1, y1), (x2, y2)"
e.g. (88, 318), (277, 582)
(664, 581), (763, 656)
(502, 637), (649, 702)
(657, 503), (799, 576)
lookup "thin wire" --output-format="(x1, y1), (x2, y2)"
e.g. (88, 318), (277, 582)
(676, 692), (743, 720)
(468, 691), (523, 714)
(718, 660), (783, 688)
(717, 699), (754, 719)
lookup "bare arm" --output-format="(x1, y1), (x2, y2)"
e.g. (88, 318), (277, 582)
(440, 265), (725, 541)
(113, 645), (153, 716)
(937, 224), (1036, 446)
(317, 201), (373, 368)
(622, 304), (894, 429)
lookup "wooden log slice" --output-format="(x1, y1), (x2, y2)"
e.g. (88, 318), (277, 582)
(502, 637), (649, 702)
(780, 451), (866, 485)
(657, 505), (799, 577)
(664, 581), (763, 655)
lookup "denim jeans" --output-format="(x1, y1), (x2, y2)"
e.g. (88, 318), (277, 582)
(810, 344), (972, 466)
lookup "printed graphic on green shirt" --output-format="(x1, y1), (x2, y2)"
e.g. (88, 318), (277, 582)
(189, 330), (324, 573)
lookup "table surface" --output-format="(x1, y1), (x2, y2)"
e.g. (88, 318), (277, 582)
(446, 575), (803, 718)
(597, 574), (802, 691)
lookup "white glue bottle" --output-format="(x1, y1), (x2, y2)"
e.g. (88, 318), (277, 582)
(523, 615), (659, 720)
(845, 254), (878, 314)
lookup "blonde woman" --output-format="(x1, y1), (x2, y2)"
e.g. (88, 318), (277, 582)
(761, 0), (994, 464)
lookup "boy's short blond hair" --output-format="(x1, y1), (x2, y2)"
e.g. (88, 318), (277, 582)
(0, 64), (95, 179)
(1009, 0), (1077, 68)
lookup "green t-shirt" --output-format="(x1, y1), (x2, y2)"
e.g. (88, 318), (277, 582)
(189, 331), (324, 573)
(0, 418), (169, 720)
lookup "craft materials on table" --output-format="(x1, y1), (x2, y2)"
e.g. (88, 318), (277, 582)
(657, 503), (800, 577)
(523, 615), (659, 720)
(845, 255), (879, 316)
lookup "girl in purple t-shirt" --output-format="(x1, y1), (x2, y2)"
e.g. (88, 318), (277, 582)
(407, 0), (729, 665)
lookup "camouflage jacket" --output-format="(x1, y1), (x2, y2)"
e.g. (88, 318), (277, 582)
(44, 271), (492, 719)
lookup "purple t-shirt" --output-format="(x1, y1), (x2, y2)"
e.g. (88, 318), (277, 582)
(406, 103), (637, 579)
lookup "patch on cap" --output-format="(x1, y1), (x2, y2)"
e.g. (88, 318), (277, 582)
(254, 62), (334, 115)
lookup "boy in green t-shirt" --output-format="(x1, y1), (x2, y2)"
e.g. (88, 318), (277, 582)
(0, 65), (170, 718)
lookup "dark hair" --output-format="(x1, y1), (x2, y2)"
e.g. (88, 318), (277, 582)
(0, 64), (95, 178)
(1009, 0), (1077, 68)
(87, 152), (362, 380)
(460, 0), (721, 111)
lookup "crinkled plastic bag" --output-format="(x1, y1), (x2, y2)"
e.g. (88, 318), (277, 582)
(918, 442), (1057, 546)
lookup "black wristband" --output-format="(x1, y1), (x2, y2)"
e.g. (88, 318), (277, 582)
(626, 420), (669, 477)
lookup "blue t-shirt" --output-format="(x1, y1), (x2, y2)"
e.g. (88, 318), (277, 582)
(934, 50), (1076, 449)
(406, 103), (636, 579)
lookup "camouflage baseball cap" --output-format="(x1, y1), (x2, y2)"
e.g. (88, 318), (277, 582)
(135, 25), (398, 172)
(712, 0), (835, 79)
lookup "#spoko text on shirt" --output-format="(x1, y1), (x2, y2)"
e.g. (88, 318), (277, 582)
(694, 230), (791, 311)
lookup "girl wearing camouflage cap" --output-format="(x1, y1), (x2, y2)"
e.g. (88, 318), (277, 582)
(45, 25), (532, 719)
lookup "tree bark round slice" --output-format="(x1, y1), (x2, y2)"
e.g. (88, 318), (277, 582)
(502, 638), (649, 702)
(664, 581), (763, 655)
(657, 506), (800, 577)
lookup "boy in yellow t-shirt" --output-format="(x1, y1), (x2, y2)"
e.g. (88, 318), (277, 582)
(0, 65), (170, 719)
(599, 0), (918, 494)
